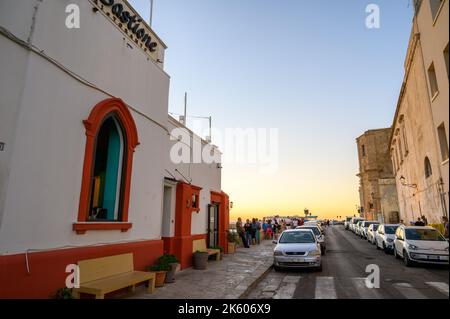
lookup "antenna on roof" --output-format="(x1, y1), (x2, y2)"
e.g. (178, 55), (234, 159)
(179, 92), (187, 125)
(149, 0), (154, 27)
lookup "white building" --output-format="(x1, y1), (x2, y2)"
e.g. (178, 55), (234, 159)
(0, 0), (229, 298)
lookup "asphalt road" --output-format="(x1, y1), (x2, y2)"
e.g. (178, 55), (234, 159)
(246, 225), (449, 299)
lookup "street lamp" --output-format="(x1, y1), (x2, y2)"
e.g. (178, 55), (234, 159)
(399, 176), (418, 189)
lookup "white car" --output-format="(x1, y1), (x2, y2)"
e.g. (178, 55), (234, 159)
(355, 221), (364, 236)
(394, 226), (449, 267)
(273, 229), (322, 271)
(367, 223), (380, 244)
(359, 221), (379, 239)
(350, 217), (365, 233)
(296, 225), (326, 255)
(344, 217), (353, 230)
(375, 224), (400, 253)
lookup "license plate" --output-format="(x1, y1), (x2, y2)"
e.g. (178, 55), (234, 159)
(427, 255), (439, 260)
(293, 258), (305, 263)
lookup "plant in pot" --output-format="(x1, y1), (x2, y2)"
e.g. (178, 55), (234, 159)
(157, 254), (180, 283)
(227, 230), (240, 253)
(51, 287), (73, 299)
(193, 250), (209, 270)
(145, 263), (170, 287)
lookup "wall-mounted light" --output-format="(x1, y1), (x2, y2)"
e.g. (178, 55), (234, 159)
(0, 142), (4, 151)
(217, 164), (223, 169)
(400, 175), (418, 189)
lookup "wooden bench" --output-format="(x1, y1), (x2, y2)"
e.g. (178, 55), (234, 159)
(73, 253), (155, 299)
(192, 239), (220, 261)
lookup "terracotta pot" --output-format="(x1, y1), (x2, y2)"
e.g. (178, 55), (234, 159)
(227, 242), (236, 254)
(152, 271), (167, 287)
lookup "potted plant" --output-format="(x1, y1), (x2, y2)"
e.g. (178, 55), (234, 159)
(145, 264), (169, 287)
(51, 287), (73, 299)
(193, 250), (209, 270)
(157, 254), (180, 283)
(227, 230), (240, 254)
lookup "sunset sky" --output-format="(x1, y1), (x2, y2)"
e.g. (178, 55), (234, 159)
(130, 0), (414, 221)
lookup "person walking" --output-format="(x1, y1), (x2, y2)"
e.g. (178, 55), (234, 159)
(266, 221), (273, 239)
(236, 218), (249, 248)
(257, 219), (262, 244)
(244, 219), (252, 246)
(250, 218), (257, 245)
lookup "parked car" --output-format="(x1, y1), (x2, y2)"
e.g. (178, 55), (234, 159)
(296, 225), (326, 255)
(344, 217), (353, 230)
(375, 224), (400, 253)
(355, 221), (364, 236)
(273, 229), (322, 271)
(304, 221), (325, 234)
(360, 221), (380, 239)
(367, 223), (380, 244)
(394, 226), (449, 267)
(350, 217), (365, 233)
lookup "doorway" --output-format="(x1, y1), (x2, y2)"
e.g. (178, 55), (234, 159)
(208, 204), (219, 248)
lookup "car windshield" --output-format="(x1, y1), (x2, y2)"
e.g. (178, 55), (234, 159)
(365, 222), (378, 227)
(405, 229), (446, 241)
(372, 224), (380, 231)
(346, 217), (352, 222)
(385, 226), (398, 234)
(279, 232), (315, 244)
(300, 227), (320, 236)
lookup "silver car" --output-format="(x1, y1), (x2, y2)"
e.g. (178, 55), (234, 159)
(375, 224), (400, 253)
(273, 229), (322, 271)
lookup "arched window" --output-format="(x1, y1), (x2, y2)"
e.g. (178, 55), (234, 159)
(74, 98), (139, 234)
(90, 116), (125, 221)
(424, 157), (433, 178)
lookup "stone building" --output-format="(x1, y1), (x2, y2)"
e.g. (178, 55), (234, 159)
(390, 0), (449, 225)
(356, 129), (400, 223)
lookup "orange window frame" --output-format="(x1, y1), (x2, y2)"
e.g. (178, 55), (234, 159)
(73, 98), (139, 234)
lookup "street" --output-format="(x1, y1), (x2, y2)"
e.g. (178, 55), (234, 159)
(246, 225), (449, 299)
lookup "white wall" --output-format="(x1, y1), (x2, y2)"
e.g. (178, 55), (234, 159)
(165, 118), (222, 235)
(0, 0), (170, 254)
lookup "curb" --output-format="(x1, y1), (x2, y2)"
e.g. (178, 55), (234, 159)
(238, 263), (273, 299)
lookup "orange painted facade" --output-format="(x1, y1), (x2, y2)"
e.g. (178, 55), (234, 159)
(162, 183), (230, 269)
(0, 239), (163, 299)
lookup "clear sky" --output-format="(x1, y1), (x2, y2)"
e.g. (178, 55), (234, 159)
(129, 0), (414, 221)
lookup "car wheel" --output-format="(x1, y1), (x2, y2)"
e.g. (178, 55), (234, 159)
(383, 243), (390, 254)
(273, 265), (281, 272)
(321, 247), (326, 255)
(403, 251), (414, 267)
(376, 241), (380, 250)
(317, 264), (323, 272)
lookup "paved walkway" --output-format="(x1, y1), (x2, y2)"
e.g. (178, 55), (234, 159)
(121, 240), (274, 299)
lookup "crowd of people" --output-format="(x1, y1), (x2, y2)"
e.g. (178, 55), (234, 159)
(235, 216), (333, 248)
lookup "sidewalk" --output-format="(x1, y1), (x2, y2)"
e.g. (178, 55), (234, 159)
(124, 240), (274, 299)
